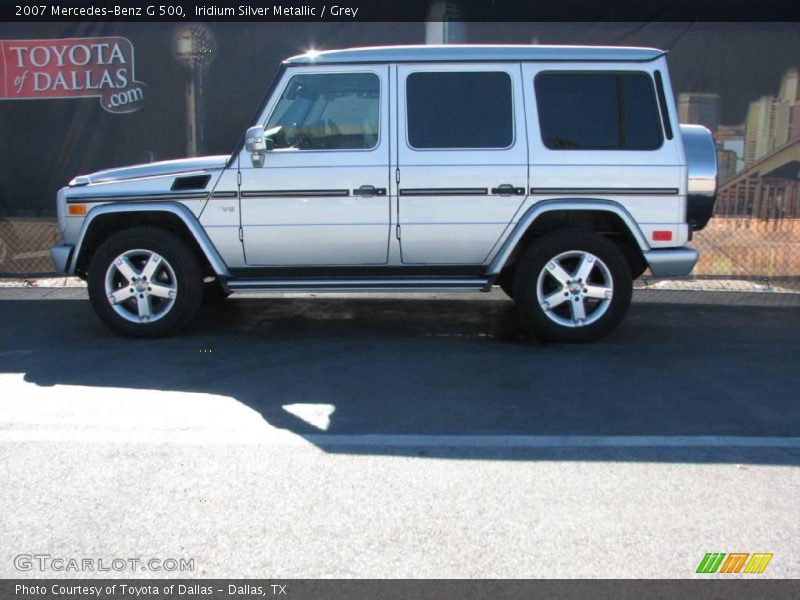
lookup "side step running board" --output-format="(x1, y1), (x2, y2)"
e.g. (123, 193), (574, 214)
(226, 278), (491, 293)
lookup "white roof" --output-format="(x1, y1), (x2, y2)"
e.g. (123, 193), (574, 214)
(284, 45), (666, 65)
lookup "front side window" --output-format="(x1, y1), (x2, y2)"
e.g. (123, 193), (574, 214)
(406, 71), (514, 149)
(265, 72), (380, 151)
(535, 72), (663, 150)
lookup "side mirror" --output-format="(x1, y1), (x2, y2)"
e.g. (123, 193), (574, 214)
(245, 125), (267, 153)
(245, 125), (266, 167)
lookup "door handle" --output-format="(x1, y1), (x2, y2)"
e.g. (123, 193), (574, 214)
(353, 185), (387, 197)
(491, 184), (525, 196)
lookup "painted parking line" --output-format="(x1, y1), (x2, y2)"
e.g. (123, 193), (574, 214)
(1, 429), (800, 449)
(304, 434), (800, 448)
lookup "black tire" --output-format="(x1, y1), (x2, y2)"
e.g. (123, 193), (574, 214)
(499, 279), (515, 299)
(87, 226), (204, 337)
(513, 228), (632, 342)
(616, 239), (648, 280)
(203, 280), (232, 304)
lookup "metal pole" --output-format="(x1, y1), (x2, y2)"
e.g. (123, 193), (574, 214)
(196, 65), (206, 155)
(186, 64), (197, 158)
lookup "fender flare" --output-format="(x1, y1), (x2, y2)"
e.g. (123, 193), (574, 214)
(486, 198), (650, 277)
(67, 201), (230, 277)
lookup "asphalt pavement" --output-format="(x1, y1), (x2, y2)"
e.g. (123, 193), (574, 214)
(1, 287), (799, 578)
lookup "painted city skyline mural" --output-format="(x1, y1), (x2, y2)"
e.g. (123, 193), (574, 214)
(679, 67), (800, 219)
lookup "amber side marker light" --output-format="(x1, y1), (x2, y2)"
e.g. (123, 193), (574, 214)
(652, 230), (673, 241)
(67, 204), (87, 216)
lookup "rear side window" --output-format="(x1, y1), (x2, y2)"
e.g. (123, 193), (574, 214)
(406, 71), (513, 149)
(535, 72), (663, 150)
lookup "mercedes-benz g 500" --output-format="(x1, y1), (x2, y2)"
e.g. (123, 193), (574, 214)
(51, 45), (717, 342)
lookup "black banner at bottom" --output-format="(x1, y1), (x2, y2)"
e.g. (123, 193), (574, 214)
(3, 580), (800, 600)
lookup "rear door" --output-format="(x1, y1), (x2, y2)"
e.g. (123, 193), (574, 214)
(522, 64), (685, 245)
(396, 64), (528, 264)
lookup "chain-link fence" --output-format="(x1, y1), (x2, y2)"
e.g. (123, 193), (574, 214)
(0, 218), (60, 276)
(2, 214), (798, 290)
(685, 217), (800, 289)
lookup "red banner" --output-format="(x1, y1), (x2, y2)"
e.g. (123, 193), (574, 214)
(0, 36), (147, 113)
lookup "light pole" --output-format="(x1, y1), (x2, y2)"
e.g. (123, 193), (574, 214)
(174, 25), (215, 157)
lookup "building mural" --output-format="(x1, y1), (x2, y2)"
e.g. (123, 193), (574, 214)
(678, 67), (800, 282)
(678, 67), (800, 219)
(0, 20), (798, 280)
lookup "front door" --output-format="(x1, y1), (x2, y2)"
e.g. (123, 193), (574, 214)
(239, 67), (391, 266)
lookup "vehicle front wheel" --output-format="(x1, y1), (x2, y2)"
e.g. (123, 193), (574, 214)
(203, 279), (232, 304)
(87, 227), (204, 337)
(513, 229), (632, 342)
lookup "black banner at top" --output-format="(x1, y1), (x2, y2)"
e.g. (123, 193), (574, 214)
(1, 0), (799, 23)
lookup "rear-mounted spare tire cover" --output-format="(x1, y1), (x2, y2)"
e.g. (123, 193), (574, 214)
(681, 124), (718, 231)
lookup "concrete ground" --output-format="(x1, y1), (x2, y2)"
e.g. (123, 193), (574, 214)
(1, 287), (799, 578)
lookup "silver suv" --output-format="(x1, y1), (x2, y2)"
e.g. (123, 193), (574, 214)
(51, 45), (717, 342)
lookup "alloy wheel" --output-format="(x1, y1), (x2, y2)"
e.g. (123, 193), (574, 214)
(535, 250), (614, 328)
(104, 249), (178, 323)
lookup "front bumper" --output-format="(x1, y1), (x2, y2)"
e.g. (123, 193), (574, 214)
(50, 244), (74, 275)
(643, 247), (698, 278)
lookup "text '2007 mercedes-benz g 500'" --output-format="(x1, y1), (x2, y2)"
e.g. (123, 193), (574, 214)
(51, 45), (717, 342)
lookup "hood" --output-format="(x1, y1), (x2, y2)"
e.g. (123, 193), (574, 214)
(70, 155), (230, 186)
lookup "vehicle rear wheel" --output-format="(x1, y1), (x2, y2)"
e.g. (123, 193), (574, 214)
(87, 227), (204, 337)
(616, 239), (648, 279)
(499, 279), (515, 299)
(513, 228), (632, 342)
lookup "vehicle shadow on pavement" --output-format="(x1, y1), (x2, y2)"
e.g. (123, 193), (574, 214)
(2, 293), (799, 464)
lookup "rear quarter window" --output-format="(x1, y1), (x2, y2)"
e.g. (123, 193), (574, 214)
(535, 72), (663, 150)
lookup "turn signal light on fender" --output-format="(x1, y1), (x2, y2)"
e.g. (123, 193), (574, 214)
(652, 230), (673, 241)
(67, 204), (87, 216)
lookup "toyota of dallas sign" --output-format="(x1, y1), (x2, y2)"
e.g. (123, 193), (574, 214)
(0, 37), (148, 113)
